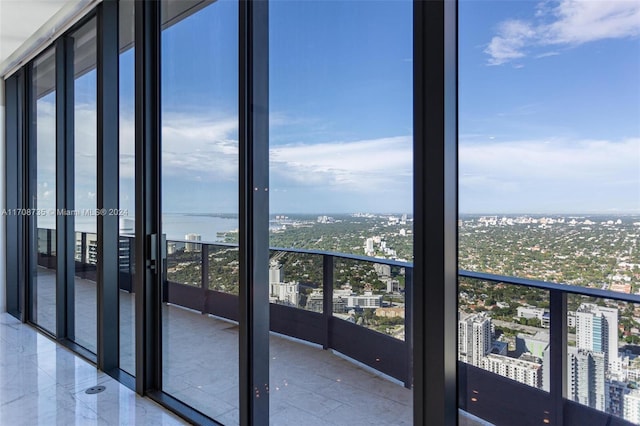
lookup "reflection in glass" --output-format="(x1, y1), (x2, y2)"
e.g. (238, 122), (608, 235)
(31, 47), (57, 334)
(160, 0), (239, 423)
(71, 18), (98, 353)
(119, 0), (136, 376)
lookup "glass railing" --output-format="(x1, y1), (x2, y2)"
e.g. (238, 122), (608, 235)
(36, 228), (640, 424)
(162, 241), (412, 386)
(459, 270), (640, 426)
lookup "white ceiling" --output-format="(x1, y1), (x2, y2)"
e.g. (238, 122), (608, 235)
(0, 0), (94, 77)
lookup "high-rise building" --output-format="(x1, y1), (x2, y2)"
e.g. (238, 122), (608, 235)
(269, 281), (299, 307)
(458, 312), (492, 367)
(364, 238), (374, 254)
(167, 242), (176, 255)
(184, 233), (202, 253)
(481, 353), (542, 388)
(269, 261), (284, 284)
(575, 303), (619, 370)
(606, 380), (627, 419)
(624, 389), (640, 424)
(568, 347), (606, 412)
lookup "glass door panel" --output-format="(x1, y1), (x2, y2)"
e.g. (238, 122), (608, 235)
(30, 47), (57, 335)
(160, 0), (240, 423)
(119, 0), (136, 376)
(268, 1), (414, 423)
(70, 17), (98, 353)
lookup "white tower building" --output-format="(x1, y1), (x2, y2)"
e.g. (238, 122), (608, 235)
(458, 312), (491, 367)
(575, 303), (619, 371)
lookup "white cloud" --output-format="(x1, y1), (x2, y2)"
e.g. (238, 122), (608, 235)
(36, 104), (413, 199)
(270, 136), (412, 191)
(544, 0), (640, 45)
(119, 117), (135, 179)
(459, 137), (640, 212)
(461, 137), (639, 180)
(161, 113), (239, 181)
(535, 51), (560, 58)
(74, 103), (97, 184)
(485, 0), (640, 65)
(485, 20), (536, 65)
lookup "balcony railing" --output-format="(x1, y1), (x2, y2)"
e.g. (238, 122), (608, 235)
(458, 270), (639, 426)
(36, 229), (639, 425)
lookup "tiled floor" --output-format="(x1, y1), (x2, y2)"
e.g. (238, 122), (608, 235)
(0, 313), (186, 426)
(13, 267), (488, 425)
(161, 301), (415, 425)
(28, 268), (415, 425)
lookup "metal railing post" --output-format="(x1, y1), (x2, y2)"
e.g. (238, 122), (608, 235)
(129, 236), (135, 293)
(201, 244), (209, 314)
(323, 254), (334, 350)
(81, 232), (87, 266)
(47, 228), (52, 259)
(549, 289), (567, 425)
(404, 267), (413, 389)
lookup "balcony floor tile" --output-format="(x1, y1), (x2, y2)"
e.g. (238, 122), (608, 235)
(13, 268), (485, 425)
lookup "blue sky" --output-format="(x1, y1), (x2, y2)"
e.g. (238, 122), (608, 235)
(110, 0), (639, 215)
(459, 0), (640, 214)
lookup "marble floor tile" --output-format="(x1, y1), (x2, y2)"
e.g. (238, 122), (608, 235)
(10, 270), (498, 425)
(0, 280), (497, 426)
(0, 313), (187, 426)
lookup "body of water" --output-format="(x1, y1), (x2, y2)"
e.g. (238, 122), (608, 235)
(161, 214), (237, 242)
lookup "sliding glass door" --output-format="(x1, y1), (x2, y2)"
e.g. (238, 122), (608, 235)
(29, 47), (57, 335)
(160, 1), (240, 423)
(70, 17), (98, 354)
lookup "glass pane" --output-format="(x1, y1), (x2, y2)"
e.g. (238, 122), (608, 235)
(71, 17), (98, 353)
(459, 0), (640, 423)
(269, 1), (413, 423)
(268, 250), (322, 311)
(119, 0), (136, 376)
(31, 47), (57, 334)
(458, 277), (553, 425)
(459, 277), (549, 391)
(333, 258), (407, 340)
(207, 244), (239, 295)
(567, 295), (640, 423)
(458, 1), (640, 291)
(166, 241), (202, 287)
(160, 0), (239, 423)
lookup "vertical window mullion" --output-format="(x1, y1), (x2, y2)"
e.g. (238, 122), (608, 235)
(17, 70), (27, 322)
(239, 1), (270, 424)
(5, 74), (21, 318)
(55, 38), (75, 340)
(26, 61), (37, 327)
(413, 0), (458, 424)
(134, 0), (162, 395)
(97, 0), (120, 373)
